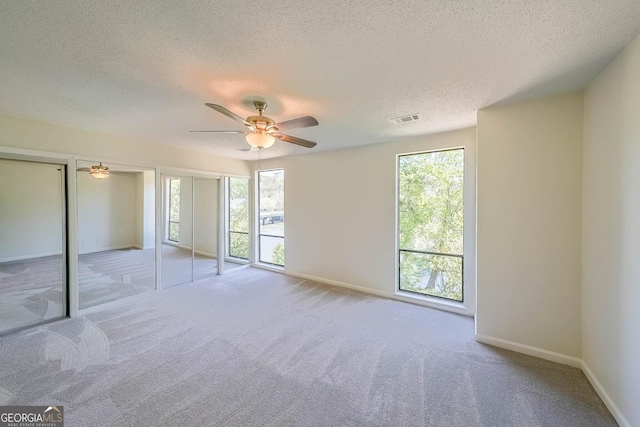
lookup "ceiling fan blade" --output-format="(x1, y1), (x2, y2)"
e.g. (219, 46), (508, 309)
(274, 116), (318, 132)
(272, 133), (317, 148)
(77, 167), (92, 172)
(189, 130), (249, 134)
(205, 103), (253, 128)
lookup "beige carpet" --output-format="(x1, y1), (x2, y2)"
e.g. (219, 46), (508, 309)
(79, 248), (156, 309)
(0, 254), (65, 333)
(0, 267), (616, 426)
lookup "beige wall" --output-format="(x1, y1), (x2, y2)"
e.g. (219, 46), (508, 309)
(583, 34), (640, 427)
(77, 171), (137, 254)
(476, 92), (584, 358)
(0, 159), (63, 261)
(136, 170), (156, 249)
(0, 113), (249, 175)
(194, 178), (218, 256)
(252, 127), (477, 313)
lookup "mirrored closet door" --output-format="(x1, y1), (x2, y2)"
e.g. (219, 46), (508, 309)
(159, 173), (251, 289)
(161, 174), (194, 288)
(0, 158), (67, 334)
(77, 161), (156, 309)
(193, 177), (220, 281)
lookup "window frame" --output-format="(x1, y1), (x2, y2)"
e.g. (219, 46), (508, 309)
(257, 169), (285, 268)
(226, 176), (250, 261)
(396, 147), (465, 303)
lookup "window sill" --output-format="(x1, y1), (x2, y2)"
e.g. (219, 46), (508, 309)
(393, 290), (471, 316)
(252, 263), (285, 273)
(225, 257), (250, 265)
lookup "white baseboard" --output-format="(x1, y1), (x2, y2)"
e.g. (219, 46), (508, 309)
(252, 266), (631, 425)
(252, 263), (285, 273)
(0, 251), (62, 263)
(474, 334), (582, 368)
(287, 271), (472, 316)
(80, 244), (138, 255)
(581, 361), (630, 427)
(161, 242), (217, 258)
(194, 250), (217, 259)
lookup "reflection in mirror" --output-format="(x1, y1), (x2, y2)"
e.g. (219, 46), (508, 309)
(161, 175), (193, 288)
(77, 161), (156, 309)
(0, 159), (66, 334)
(193, 178), (220, 281)
(226, 177), (250, 271)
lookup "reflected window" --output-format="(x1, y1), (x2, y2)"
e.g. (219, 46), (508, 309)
(258, 169), (284, 266)
(168, 178), (180, 243)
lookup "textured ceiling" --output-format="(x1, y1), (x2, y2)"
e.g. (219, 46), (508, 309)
(1, 1), (640, 160)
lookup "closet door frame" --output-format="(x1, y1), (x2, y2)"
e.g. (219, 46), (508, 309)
(156, 167), (222, 291)
(0, 146), (76, 328)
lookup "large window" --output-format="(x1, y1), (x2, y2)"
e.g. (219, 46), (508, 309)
(227, 177), (249, 260)
(258, 169), (284, 266)
(398, 149), (464, 301)
(168, 178), (180, 243)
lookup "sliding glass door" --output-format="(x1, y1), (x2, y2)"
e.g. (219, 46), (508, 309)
(0, 158), (67, 333)
(161, 174), (194, 288)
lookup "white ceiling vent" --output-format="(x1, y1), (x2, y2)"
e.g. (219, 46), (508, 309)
(391, 113), (420, 124)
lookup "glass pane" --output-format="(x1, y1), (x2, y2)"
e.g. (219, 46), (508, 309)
(259, 235), (284, 266)
(0, 159), (66, 333)
(169, 179), (180, 222)
(259, 170), (284, 237)
(169, 222), (179, 242)
(227, 177), (249, 265)
(230, 232), (249, 260)
(77, 162), (156, 309)
(399, 150), (464, 255)
(399, 251), (462, 301)
(162, 175), (193, 288)
(229, 178), (249, 233)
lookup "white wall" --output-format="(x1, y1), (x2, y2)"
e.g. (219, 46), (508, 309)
(177, 177), (193, 249)
(252, 127), (476, 313)
(135, 173), (144, 248)
(476, 92), (584, 358)
(0, 113), (249, 176)
(136, 170), (156, 249)
(194, 178), (218, 257)
(0, 159), (63, 261)
(77, 171), (137, 254)
(582, 34), (640, 427)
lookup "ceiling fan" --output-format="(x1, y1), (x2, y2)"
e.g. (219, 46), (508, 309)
(77, 163), (131, 179)
(77, 162), (111, 179)
(191, 101), (319, 149)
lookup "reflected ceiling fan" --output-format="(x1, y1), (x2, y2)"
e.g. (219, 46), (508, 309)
(77, 163), (129, 179)
(191, 101), (318, 150)
(77, 163), (110, 179)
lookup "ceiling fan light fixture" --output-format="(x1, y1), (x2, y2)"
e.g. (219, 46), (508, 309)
(90, 163), (110, 179)
(246, 130), (275, 149)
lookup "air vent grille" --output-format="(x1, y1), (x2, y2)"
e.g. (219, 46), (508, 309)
(392, 113), (420, 124)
